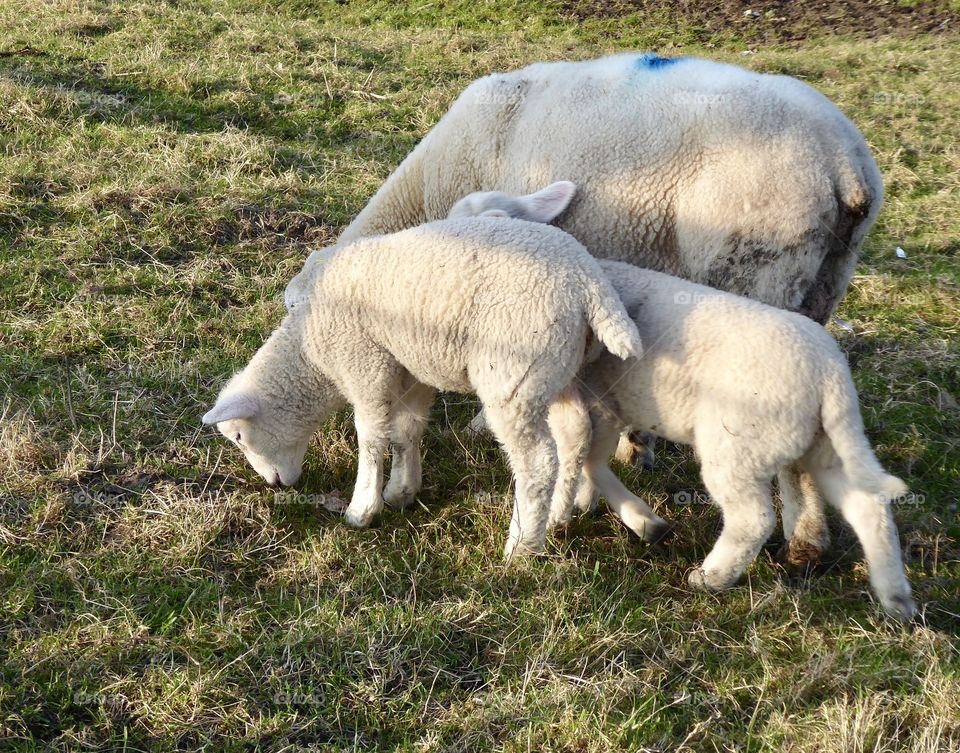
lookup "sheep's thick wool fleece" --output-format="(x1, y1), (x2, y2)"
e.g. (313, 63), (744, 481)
(300, 218), (634, 399)
(320, 53), (881, 322)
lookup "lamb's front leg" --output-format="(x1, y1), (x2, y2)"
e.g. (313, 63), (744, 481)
(688, 464), (776, 590)
(344, 410), (390, 528)
(583, 413), (670, 541)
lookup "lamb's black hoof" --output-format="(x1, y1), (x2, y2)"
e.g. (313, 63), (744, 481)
(643, 519), (673, 546)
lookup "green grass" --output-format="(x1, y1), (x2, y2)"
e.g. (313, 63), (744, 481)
(1, 1), (958, 751)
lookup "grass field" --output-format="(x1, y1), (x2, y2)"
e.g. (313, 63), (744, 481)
(1, 1), (958, 751)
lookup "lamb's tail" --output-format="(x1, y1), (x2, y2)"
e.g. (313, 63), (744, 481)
(584, 275), (643, 361)
(821, 366), (907, 500)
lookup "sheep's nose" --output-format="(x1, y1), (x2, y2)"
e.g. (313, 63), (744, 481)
(270, 471), (282, 487)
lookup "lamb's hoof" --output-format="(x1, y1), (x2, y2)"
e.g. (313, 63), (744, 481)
(503, 537), (545, 562)
(343, 504), (376, 528)
(573, 488), (599, 515)
(687, 567), (734, 591)
(881, 592), (919, 624)
(465, 412), (489, 436)
(640, 448), (656, 472)
(383, 486), (417, 509)
(642, 518), (673, 546)
(687, 568), (710, 590)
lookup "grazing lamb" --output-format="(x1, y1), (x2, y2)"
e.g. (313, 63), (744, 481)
(545, 260), (915, 621)
(204, 218), (642, 558)
(284, 52), (884, 568)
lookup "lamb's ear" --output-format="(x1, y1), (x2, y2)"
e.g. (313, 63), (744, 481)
(520, 181), (577, 223)
(202, 393), (259, 425)
(479, 209), (511, 218)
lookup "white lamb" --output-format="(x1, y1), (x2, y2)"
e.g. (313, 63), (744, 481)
(446, 188), (916, 620)
(549, 259), (917, 621)
(203, 218), (642, 558)
(284, 52), (884, 568)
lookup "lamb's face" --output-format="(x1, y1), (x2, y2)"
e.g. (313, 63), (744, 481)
(219, 417), (308, 487)
(203, 392), (309, 486)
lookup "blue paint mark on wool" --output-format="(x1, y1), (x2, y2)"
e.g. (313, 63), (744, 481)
(634, 53), (682, 70)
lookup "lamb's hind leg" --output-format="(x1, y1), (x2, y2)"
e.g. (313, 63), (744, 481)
(383, 377), (435, 509)
(809, 463), (916, 621)
(546, 385), (591, 529)
(689, 461), (776, 591)
(481, 400), (557, 560)
(779, 464), (830, 569)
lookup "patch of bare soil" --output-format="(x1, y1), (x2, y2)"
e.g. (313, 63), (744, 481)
(560, 0), (958, 43)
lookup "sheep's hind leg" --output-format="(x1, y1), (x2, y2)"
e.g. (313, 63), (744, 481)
(482, 400), (557, 560)
(585, 414), (670, 542)
(383, 378), (435, 509)
(688, 462), (776, 591)
(778, 464), (830, 569)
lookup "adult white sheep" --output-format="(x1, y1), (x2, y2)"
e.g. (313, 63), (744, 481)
(283, 52), (883, 568)
(287, 52), (881, 323)
(203, 217), (643, 559)
(544, 260), (916, 621)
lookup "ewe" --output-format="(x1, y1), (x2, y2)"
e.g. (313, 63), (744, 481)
(284, 53), (884, 568)
(203, 218), (642, 558)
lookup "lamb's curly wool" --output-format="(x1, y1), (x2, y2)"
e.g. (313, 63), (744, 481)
(286, 52), (881, 326)
(204, 218), (642, 558)
(553, 260), (916, 621)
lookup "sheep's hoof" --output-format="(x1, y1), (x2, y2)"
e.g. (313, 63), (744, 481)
(465, 411), (490, 436)
(547, 507), (573, 530)
(614, 431), (656, 470)
(573, 486), (599, 515)
(687, 568), (709, 590)
(614, 435), (639, 465)
(503, 538), (545, 562)
(687, 567), (734, 591)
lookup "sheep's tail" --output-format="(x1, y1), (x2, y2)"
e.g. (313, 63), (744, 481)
(584, 275), (643, 361)
(820, 366), (907, 500)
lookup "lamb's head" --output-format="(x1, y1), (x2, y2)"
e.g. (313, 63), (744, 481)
(446, 180), (577, 222)
(202, 321), (345, 486)
(203, 389), (310, 486)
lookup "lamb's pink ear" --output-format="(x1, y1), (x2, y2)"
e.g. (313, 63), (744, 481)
(479, 209), (511, 218)
(202, 393), (259, 425)
(520, 181), (577, 223)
